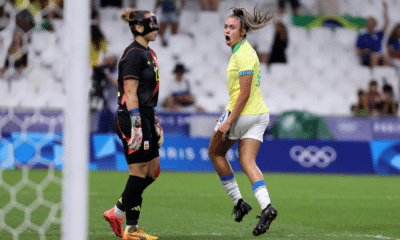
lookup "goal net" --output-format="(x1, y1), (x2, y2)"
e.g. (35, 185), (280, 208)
(0, 0), (90, 239)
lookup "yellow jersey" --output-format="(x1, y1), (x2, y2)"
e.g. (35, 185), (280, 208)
(226, 39), (268, 115)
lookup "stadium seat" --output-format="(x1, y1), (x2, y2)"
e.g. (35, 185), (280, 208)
(334, 28), (358, 50)
(288, 26), (309, 44)
(136, 0), (156, 12)
(197, 12), (221, 36)
(348, 66), (372, 87)
(372, 66), (398, 83)
(167, 34), (194, 56)
(99, 7), (122, 23)
(269, 64), (292, 83)
(197, 94), (221, 113)
(300, 0), (319, 15)
(310, 27), (333, 44)
(178, 10), (197, 35)
(0, 80), (10, 107)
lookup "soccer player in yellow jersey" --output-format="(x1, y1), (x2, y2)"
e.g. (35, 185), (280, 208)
(208, 6), (278, 236)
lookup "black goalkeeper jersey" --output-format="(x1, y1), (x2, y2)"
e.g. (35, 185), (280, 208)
(117, 41), (160, 108)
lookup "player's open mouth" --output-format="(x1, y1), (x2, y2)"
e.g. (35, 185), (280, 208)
(225, 35), (230, 41)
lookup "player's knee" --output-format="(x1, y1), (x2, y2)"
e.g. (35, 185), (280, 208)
(208, 147), (219, 162)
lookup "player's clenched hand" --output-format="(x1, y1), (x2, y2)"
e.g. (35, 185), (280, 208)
(217, 121), (231, 142)
(154, 110), (164, 147)
(128, 109), (142, 152)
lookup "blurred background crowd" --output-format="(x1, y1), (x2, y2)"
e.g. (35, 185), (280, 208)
(1, 0), (400, 133)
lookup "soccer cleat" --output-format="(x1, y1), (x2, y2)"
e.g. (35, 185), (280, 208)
(103, 208), (124, 238)
(252, 204), (278, 236)
(123, 229), (158, 240)
(232, 199), (252, 222)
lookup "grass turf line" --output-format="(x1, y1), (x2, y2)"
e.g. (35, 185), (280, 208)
(1, 170), (399, 239)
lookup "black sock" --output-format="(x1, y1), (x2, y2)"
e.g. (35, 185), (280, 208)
(123, 175), (147, 226)
(143, 175), (155, 190)
(115, 175), (155, 212)
(115, 189), (125, 212)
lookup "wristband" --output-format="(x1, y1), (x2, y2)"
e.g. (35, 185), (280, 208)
(129, 108), (140, 116)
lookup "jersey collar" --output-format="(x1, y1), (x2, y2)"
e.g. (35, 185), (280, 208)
(232, 39), (247, 54)
(133, 40), (148, 50)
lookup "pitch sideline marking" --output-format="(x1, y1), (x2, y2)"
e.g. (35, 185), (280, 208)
(88, 230), (400, 239)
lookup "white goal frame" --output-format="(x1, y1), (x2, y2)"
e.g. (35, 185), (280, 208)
(62, 0), (90, 239)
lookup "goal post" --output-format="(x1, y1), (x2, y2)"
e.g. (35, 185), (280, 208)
(62, 0), (91, 239)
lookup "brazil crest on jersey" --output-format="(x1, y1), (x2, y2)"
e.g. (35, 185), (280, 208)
(226, 39), (268, 115)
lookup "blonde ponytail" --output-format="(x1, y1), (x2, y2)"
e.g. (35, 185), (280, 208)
(230, 4), (274, 33)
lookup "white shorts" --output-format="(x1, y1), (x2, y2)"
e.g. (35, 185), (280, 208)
(214, 109), (269, 142)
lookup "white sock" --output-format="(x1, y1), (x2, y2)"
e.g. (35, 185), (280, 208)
(252, 180), (271, 210)
(114, 205), (124, 218)
(220, 174), (242, 206)
(125, 225), (138, 233)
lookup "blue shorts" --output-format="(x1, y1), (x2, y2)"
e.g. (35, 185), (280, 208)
(161, 11), (179, 24)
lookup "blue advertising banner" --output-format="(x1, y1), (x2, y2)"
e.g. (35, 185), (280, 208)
(89, 134), (376, 174)
(257, 140), (374, 174)
(0, 132), (64, 169)
(0, 133), (389, 175)
(369, 140), (400, 174)
(371, 118), (400, 140)
(157, 112), (190, 135)
(323, 116), (372, 141)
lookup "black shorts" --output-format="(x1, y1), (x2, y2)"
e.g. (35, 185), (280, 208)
(278, 0), (300, 9)
(361, 54), (371, 66)
(115, 106), (160, 164)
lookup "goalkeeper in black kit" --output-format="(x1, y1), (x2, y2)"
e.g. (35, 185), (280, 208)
(103, 8), (163, 240)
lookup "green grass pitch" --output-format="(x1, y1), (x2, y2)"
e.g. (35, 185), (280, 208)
(1, 170), (399, 239)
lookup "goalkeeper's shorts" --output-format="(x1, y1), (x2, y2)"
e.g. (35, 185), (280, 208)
(115, 106), (160, 164)
(214, 109), (269, 143)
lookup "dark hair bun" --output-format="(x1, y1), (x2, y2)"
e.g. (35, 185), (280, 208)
(230, 7), (244, 16)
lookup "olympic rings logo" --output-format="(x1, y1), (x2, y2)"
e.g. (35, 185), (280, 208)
(289, 146), (337, 168)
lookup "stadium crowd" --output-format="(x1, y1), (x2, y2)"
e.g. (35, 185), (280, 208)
(1, 0), (400, 132)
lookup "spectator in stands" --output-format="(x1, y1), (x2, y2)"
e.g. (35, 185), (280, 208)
(388, 23), (400, 66)
(95, 55), (119, 133)
(101, 0), (122, 7)
(90, 11), (108, 67)
(41, 0), (64, 20)
(15, 8), (34, 33)
(351, 89), (367, 116)
(356, 1), (390, 69)
(0, 32), (28, 80)
(153, 0), (185, 47)
(278, 0), (300, 15)
(200, 0), (219, 11)
(267, 21), (288, 66)
(363, 80), (382, 115)
(40, 10), (56, 32)
(0, 1), (11, 31)
(377, 84), (398, 115)
(163, 63), (204, 112)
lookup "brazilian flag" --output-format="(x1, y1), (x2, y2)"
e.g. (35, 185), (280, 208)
(292, 14), (365, 30)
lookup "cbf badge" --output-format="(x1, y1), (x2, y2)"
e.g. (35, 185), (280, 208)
(144, 140), (150, 150)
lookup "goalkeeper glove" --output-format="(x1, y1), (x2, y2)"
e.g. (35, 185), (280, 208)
(154, 109), (164, 147)
(128, 109), (142, 152)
